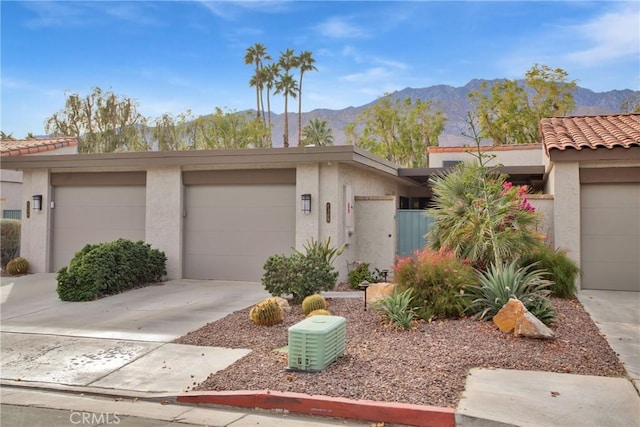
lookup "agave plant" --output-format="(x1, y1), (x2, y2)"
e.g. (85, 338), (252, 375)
(373, 288), (417, 330)
(464, 260), (555, 325)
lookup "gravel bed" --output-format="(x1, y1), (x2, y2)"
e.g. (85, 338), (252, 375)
(174, 295), (626, 408)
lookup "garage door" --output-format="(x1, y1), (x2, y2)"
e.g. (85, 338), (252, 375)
(184, 184), (295, 281)
(52, 183), (146, 271)
(581, 183), (640, 291)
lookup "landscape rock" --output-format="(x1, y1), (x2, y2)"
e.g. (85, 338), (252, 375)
(493, 298), (555, 339)
(273, 297), (291, 313)
(365, 283), (396, 304)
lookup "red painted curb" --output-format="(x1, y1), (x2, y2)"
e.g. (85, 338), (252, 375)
(177, 390), (455, 427)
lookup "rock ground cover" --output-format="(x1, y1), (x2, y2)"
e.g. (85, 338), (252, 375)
(174, 296), (626, 408)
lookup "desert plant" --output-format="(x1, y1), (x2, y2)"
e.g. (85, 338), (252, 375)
(307, 309), (331, 318)
(294, 237), (345, 265)
(302, 294), (327, 315)
(56, 239), (167, 301)
(348, 262), (374, 289)
(249, 298), (284, 326)
(428, 161), (543, 269)
(1, 219), (21, 267)
(6, 256), (29, 275)
(464, 260), (555, 325)
(262, 238), (341, 303)
(518, 245), (579, 298)
(395, 248), (475, 320)
(373, 288), (417, 330)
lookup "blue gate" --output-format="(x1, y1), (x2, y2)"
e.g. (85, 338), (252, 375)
(396, 210), (433, 257)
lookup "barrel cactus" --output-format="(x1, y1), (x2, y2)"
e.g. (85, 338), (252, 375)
(302, 294), (327, 315)
(6, 257), (29, 276)
(249, 298), (284, 326)
(307, 309), (331, 318)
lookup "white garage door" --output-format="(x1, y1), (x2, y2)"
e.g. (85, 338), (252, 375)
(581, 183), (640, 291)
(52, 185), (146, 271)
(184, 184), (295, 281)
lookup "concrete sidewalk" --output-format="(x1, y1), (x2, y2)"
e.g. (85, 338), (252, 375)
(1, 274), (639, 426)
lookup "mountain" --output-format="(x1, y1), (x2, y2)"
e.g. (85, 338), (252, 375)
(264, 79), (638, 147)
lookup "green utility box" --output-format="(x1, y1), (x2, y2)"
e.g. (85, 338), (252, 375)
(288, 315), (346, 371)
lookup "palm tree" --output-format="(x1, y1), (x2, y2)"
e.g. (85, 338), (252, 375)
(276, 49), (298, 147)
(262, 62), (280, 146)
(296, 51), (317, 146)
(244, 43), (270, 121)
(274, 73), (298, 148)
(1, 131), (15, 140)
(301, 118), (334, 146)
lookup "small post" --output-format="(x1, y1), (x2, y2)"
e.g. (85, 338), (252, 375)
(359, 280), (370, 311)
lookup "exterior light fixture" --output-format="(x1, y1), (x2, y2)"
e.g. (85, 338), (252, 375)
(359, 280), (370, 311)
(32, 195), (43, 211)
(301, 194), (312, 214)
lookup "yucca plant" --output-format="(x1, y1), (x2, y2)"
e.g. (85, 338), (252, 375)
(464, 260), (555, 325)
(294, 237), (345, 265)
(373, 288), (417, 330)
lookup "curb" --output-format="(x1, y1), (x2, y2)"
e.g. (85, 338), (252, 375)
(177, 390), (456, 427)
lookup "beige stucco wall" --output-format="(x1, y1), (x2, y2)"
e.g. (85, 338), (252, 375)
(295, 164), (322, 249)
(20, 169), (52, 273)
(145, 166), (182, 279)
(545, 161), (581, 287)
(0, 169), (23, 212)
(528, 194), (554, 246)
(354, 197), (397, 277)
(429, 146), (544, 168)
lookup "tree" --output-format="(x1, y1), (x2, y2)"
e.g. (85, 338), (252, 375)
(296, 51), (317, 146)
(276, 48), (298, 147)
(25, 132), (36, 139)
(244, 43), (270, 122)
(301, 118), (334, 146)
(621, 93), (640, 113)
(469, 63), (576, 145)
(261, 62), (280, 146)
(0, 131), (14, 140)
(345, 95), (446, 167)
(45, 87), (147, 153)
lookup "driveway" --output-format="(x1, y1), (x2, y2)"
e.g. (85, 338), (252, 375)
(1, 274), (269, 394)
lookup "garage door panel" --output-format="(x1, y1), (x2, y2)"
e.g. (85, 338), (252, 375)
(52, 186), (146, 271)
(581, 183), (640, 292)
(184, 184), (295, 281)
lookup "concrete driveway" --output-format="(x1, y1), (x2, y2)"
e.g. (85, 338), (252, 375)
(1, 274), (269, 394)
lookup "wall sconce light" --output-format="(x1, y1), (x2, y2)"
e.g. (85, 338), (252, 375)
(32, 195), (43, 211)
(301, 194), (312, 214)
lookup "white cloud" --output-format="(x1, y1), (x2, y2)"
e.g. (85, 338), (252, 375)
(315, 17), (369, 39)
(566, 4), (640, 64)
(341, 67), (393, 84)
(196, 1), (292, 20)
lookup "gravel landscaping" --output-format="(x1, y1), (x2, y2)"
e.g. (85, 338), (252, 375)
(174, 293), (626, 408)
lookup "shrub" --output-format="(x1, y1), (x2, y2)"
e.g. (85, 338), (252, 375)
(348, 262), (374, 289)
(464, 260), (555, 325)
(395, 248), (475, 320)
(56, 239), (167, 301)
(373, 288), (416, 330)
(1, 219), (20, 267)
(518, 245), (579, 298)
(427, 161), (543, 270)
(262, 248), (339, 304)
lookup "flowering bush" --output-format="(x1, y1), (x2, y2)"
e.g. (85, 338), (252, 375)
(395, 248), (476, 320)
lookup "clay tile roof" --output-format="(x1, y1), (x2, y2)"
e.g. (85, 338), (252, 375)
(540, 113), (640, 153)
(0, 137), (78, 157)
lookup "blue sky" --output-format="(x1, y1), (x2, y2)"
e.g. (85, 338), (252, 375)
(1, 0), (639, 138)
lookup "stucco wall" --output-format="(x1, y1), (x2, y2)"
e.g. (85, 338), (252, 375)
(354, 197), (397, 277)
(19, 169), (51, 273)
(0, 170), (23, 212)
(429, 145), (544, 168)
(146, 166), (182, 279)
(528, 194), (554, 246)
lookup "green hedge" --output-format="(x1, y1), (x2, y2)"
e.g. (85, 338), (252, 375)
(1, 219), (21, 268)
(57, 239), (167, 301)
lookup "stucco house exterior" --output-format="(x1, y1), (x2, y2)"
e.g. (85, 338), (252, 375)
(1, 137), (78, 219)
(1, 113), (638, 291)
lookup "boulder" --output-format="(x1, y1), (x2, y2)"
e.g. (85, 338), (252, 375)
(493, 298), (555, 339)
(272, 297), (291, 313)
(365, 283), (396, 304)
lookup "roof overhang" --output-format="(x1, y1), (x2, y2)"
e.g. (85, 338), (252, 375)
(399, 165), (546, 190)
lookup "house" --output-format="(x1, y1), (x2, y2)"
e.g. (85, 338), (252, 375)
(1, 137), (78, 219)
(1, 114), (637, 292)
(540, 113), (640, 292)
